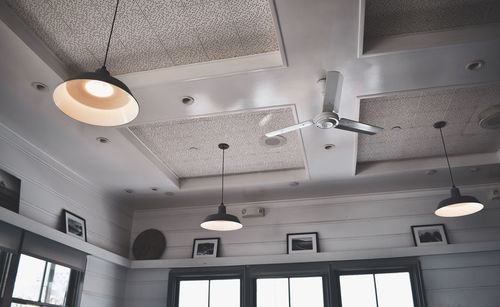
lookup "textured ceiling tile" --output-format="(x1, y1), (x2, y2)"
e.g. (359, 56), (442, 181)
(358, 82), (500, 162)
(364, 0), (500, 41)
(6, 0), (280, 74)
(128, 107), (306, 178)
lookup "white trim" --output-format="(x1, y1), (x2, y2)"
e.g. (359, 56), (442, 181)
(116, 51), (285, 88)
(130, 241), (500, 269)
(0, 207), (130, 267)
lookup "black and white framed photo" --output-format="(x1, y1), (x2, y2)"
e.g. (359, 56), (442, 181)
(63, 210), (87, 242)
(411, 224), (448, 247)
(287, 232), (319, 254)
(192, 238), (220, 258)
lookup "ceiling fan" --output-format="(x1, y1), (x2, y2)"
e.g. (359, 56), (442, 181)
(265, 71), (383, 137)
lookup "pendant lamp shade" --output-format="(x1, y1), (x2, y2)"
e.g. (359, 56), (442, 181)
(200, 143), (243, 231)
(435, 187), (484, 217)
(53, 0), (138, 126)
(53, 67), (139, 126)
(433, 121), (484, 217)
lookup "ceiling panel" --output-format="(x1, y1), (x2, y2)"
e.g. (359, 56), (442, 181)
(5, 0), (280, 75)
(358, 83), (500, 162)
(364, 0), (500, 41)
(128, 107), (306, 178)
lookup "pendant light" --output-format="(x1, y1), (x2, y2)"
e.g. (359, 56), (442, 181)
(53, 0), (139, 126)
(201, 143), (243, 231)
(433, 121), (484, 217)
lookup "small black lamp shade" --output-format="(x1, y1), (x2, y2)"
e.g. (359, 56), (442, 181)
(53, 67), (139, 126)
(200, 204), (242, 231)
(435, 187), (484, 217)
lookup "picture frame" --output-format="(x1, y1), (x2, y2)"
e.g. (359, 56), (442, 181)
(287, 232), (319, 254)
(411, 224), (448, 247)
(0, 168), (21, 213)
(192, 238), (220, 258)
(63, 210), (87, 242)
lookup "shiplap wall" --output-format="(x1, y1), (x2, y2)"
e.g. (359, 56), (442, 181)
(128, 186), (500, 306)
(0, 123), (132, 256)
(81, 256), (127, 307)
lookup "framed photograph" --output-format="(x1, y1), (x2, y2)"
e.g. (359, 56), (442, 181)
(287, 232), (319, 254)
(0, 168), (21, 213)
(411, 224), (448, 247)
(192, 238), (220, 258)
(63, 210), (87, 242)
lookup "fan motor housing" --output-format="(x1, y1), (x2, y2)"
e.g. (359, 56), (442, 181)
(314, 112), (340, 129)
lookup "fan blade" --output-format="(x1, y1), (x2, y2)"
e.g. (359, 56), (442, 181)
(322, 71), (343, 113)
(336, 118), (383, 135)
(265, 120), (314, 137)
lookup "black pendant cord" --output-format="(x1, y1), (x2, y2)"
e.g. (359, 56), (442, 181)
(438, 127), (456, 187)
(221, 147), (225, 205)
(102, 0), (120, 68)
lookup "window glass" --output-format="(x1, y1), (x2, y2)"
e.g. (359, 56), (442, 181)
(339, 274), (377, 307)
(290, 277), (324, 307)
(12, 255), (46, 301)
(178, 280), (209, 307)
(257, 278), (289, 307)
(41, 263), (71, 305)
(375, 272), (414, 307)
(210, 279), (240, 307)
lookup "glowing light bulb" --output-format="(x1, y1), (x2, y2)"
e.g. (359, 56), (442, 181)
(84, 80), (114, 98)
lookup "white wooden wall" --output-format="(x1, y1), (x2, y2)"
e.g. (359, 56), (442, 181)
(127, 186), (500, 306)
(81, 256), (128, 307)
(0, 123), (132, 256)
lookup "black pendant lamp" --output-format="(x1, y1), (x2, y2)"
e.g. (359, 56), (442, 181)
(201, 143), (243, 231)
(53, 0), (139, 126)
(433, 121), (484, 217)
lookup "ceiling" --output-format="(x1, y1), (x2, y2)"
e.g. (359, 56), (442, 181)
(364, 0), (500, 40)
(0, 0), (499, 208)
(127, 106), (306, 178)
(5, 0), (280, 75)
(358, 82), (500, 162)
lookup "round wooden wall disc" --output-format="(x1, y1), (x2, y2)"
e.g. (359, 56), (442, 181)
(132, 229), (166, 260)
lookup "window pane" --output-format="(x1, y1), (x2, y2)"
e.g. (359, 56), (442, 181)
(257, 278), (289, 307)
(290, 277), (324, 307)
(210, 279), (240, 307)
(339, 274), (377, 307)
(42, 263), (71, 305)
(179, 280), (209, 307)
(375, 272), (414, 307)
(12, 255), (46, 301)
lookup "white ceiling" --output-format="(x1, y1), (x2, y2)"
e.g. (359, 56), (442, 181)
(127, 106), (306, 178)
(5, 0), (280, 74)
(358, 83), (500, 162)
(0, 0), (499, 208)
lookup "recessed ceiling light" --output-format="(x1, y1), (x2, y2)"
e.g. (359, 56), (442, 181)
(181, 96), (195, 105)
(391, 126), (402, 131)
(125, 189), (134, 194)
(479, 105), (500, 130)
(465, 60), (484, 71)
(426, 169), (437, 175)
(189, 146), (199, 151)
(31, 82), (48, 91)
(289, 181), (300, 187)
(151, 187), (158, 191)
(165, 192), (175, 196)
(324, 144), (335, 150)
(260, 135), (287, 148)
(96, 137), (110, 144)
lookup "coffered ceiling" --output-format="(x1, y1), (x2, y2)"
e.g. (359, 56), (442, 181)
(5, 0), (280, 75)
(0, 0), (499, 207)
(358, 83), (500, 162)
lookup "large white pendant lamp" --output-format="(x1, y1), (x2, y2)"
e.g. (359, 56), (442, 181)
(201, 143), (243, 231)
(53, 0), (139, 126)
(433, 121), (484, 217)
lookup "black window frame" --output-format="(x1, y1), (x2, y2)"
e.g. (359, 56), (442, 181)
(167, 257), (426, 307)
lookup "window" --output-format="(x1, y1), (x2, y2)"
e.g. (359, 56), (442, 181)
(178, 279), (240, 307)
(10, 254), (76, 307)
(256, 277), (324, 307)
(339, 272), (415, 307)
